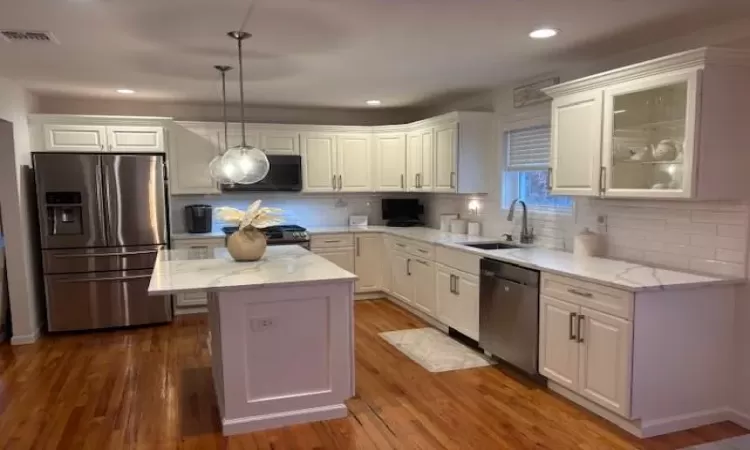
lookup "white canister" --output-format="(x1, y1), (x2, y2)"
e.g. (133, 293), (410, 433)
(574, 228), (604, 257)
(450, 219), (468, 234)
(467, 222), (481, 236)
(440, 214), (459, 232)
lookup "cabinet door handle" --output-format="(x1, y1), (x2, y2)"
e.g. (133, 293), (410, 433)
(356, 237), (360, 257)
(401, 174), (405, 189)
(396, 243), (406, 248)
(338, 174), (342, 190)
(406, 258), (411, 276)
(547, 168), (553, 191)
(577, 314), (585, 343)
(414, 173), (419, 188)
(332, 175), (336, 190)
(450, 171), (456, 189)
(417, 173), (422, 188)
(100, 144), (104, 151)
(454, 275), (460, 295)
(449, 274), (455, 294)
(416, 259), (428, 266)
(600, 167), (606, 194)
(569, 312), (577, 340)
(567, 288), (593, 299)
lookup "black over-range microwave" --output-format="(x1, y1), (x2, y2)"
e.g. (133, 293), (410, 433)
(221, 154), (303, 192)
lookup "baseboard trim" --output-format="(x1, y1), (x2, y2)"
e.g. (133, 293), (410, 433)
(10, 327), (41, 345)
(174, 306), (208, 316)
(382, 294), (449, 332)
(354, 292), (383, 301)
(640, 409), (734, 438)
(221, 404), (347, 436)
(549, 382), (740, 438)
(728, 408), (750, 430)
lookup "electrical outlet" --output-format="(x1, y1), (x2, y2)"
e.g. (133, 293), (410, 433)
(250, 317), (275, 332)
(596, 214), (608, 233)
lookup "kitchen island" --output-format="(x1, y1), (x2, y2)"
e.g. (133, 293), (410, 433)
(148, 245), (357, 436)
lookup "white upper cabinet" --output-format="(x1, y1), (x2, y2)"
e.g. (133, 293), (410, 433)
(107, 126), (165, 153)
(258, 130), (299, 155)
(337, 134), (372, 192)
(434, 123), (457, 192)
(42, 124), (107, 152)
(301, 133), (337, 192)
(226, 126), (260, 149)
(550, 91), (603, 196)
(544, 48), (750, 200)
(406, 128), (434, 192)
(374, 133), (407, 191)
(601, 71), (698, 198)
(169, 123), (221, 195)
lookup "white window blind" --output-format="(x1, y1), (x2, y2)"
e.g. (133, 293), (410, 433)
(505, 125), (551, 171)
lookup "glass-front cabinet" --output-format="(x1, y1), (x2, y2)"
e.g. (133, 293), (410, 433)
(601, 70), (700, 198)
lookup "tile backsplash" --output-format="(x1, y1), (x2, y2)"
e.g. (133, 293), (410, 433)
(424, 195), (749, 278)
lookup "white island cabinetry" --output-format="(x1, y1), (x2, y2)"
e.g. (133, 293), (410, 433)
(148, 245), (356, 436)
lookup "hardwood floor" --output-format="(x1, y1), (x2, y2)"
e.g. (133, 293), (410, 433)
(0, 299), (745, 449)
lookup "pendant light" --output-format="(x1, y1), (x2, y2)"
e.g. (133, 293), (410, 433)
(208, 65), (237, 184)
(221, 30), (270, 185)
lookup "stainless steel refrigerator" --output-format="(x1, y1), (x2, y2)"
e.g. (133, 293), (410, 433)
(33, 152), (172, 332)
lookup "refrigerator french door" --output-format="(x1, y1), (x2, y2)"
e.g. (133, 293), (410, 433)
(34, 153), (172, 332)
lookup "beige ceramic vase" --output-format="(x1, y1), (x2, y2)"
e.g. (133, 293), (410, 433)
(226, 227), (267, 262)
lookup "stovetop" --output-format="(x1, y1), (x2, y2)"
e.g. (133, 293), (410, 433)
(221, 225), (309, 243)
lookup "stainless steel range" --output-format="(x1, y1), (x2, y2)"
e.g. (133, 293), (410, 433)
(33, 152), (172, 332)
(222, 225), (310, 249)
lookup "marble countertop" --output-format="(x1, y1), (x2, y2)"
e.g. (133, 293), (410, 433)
(308, 226), (741, 292)
(169, 226), (743, 292)
(148, 245), (358, 295)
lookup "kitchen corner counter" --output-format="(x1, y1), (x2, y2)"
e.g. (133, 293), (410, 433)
(148, 244), (357, 295)
(170, 231), (226, 240)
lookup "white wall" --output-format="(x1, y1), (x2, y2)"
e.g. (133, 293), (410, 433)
(32, 94), (420, 126)
(0, 78), (44, 344)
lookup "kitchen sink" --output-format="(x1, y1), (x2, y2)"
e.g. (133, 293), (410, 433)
(461, 242), (520, 250)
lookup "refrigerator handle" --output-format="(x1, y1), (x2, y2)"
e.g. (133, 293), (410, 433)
(101, 157), (115, 246)
(96, 157), (110, 245)
(163, 159), (169, 181)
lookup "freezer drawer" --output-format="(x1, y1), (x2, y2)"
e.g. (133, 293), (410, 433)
(43, 245), (163, 274)
(44, 269), (172, 332)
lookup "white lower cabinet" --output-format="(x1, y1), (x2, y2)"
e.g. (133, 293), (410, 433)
(578, 307), (632, 416)
(411, 258), (436, 316)
(313, 248), (355, 274)
(172, 238), (225, 309)
(354, 234), (382, 293)
(390, 250), (412, 303)
(436, 263), (479, 340)
(539, 275), (633, 418)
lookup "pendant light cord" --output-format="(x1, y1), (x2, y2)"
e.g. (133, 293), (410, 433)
(221, 70), (229, 152)
(237, 36), (246, 147)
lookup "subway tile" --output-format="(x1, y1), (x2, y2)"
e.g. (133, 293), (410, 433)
(607, 246), (644, 261)
(691, 211), (748, 226)
(607, 217), (666, 230)
(665, 220), (717, 235)
(689, 259), (745, 278)
(641, 251), (691, 270)
(662, 243), (716, 259)
(716, 249), (746, 264)
(690, 235), (747, 250)
(717, 225), (747, 239)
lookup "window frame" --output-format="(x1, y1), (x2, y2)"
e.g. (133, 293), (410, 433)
(500, 117), (573, 214)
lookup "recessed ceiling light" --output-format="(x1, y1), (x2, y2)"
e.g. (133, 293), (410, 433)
(529, 28), (558, 39)
(116, 88), (135, 94)
(366, 100), (382, 106)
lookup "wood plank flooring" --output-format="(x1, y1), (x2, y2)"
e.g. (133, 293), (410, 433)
(0, 299), (745, 449)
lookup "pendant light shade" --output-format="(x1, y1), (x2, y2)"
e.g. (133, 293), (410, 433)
(208, 31), (270, 185)
(224, 30), (270, 185)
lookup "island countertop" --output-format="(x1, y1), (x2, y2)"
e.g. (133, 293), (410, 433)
(148, 245), (358, 295)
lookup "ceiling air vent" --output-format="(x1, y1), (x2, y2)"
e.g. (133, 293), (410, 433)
(1, 30), (58, 44)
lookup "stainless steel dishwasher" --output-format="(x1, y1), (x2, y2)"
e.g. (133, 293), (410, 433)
(479, 258), (540, 377)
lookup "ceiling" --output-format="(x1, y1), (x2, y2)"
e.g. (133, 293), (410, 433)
(2, 0), (750, 109)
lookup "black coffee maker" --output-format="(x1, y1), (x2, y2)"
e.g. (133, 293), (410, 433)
(184, 204), (212, 233)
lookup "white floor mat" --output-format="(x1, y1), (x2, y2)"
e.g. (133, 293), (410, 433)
(681, 435), (750, 449)
(379, 327), (494, 373)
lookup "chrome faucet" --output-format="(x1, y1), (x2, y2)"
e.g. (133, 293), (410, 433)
(507, 199), (534, 244)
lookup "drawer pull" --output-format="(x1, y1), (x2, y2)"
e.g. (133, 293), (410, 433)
(417, 249), (428, 254)
(567, 288), (593, 298)
(324, 240), (341, 243)
(396, 243), (406, 248)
